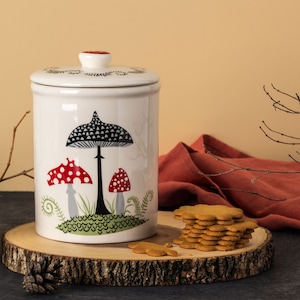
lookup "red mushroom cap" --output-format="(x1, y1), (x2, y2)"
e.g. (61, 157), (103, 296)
(108, 168), (131, 193)
(47, 158), (93, 186)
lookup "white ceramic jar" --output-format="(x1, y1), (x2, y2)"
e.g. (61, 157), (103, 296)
(31, 51), (160, 243)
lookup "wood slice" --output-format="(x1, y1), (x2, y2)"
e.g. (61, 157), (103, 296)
(2, 211), (274, 286)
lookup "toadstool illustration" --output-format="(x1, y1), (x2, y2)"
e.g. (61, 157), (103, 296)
(108, 168), (131, 215)
(47, 158), (93, 218)
(66, 111), (133, 215)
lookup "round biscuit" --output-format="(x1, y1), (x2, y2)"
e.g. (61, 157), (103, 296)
(195, 244), (216, 252)
(181, 212), (198, 220)
(180, 241), (197, 249)
(204, 230), (225, 237)
(190, 228), (205, 234)
(175, 204), (244, 222)
(181, 228), (190, 234)
(173, 238), (184, 245)
(183, 219), (197, 225)
(207, 224), (227, 232)
(192, 224), (207, 230)
(196, 220), (216, 226)
(218, 240), (235, 246)
(146, 249), (165, 257)
(216, 219), (234, 225)
(188, 232), (203, 238)
(215, 214), (235, 221)
(186, 237), (200, 243)
(226, 220), (258, 232)
(179, 234), (188, 239)
(225, 231), (242, 236)
(215, 244), (235, 251)
(221, 235), (240, 242)
(198, 239), (218, 246)
(184, 224), (193, 230)
(195, 214), (216, 221)
(200, 234), (221, 241)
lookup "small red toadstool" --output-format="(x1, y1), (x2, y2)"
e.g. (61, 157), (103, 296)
(108, 168), (131, 215)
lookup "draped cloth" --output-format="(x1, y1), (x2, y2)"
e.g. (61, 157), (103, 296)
(158, 134), (300, 230)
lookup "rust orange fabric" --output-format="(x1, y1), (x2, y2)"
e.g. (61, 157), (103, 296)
(158, 134), (300, 230)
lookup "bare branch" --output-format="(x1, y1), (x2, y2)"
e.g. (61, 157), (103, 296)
(0, 168), (34, 182)
(263, 85), (300, 114)
(198, 151), (300, 201)
(271, 83), (300, 103)
(259, 120), (300, 145)
(210, 186), (286, 202)
(288, 151), (300, 163)
(0, 111), (34, 183)
(288, 154), (300, 163)
(204, 84), (300, 201)
(261, 85), (300, 160)
(204, 150), (300, 176)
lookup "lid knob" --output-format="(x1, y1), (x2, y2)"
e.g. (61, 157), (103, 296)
(79, 51), (112, 68)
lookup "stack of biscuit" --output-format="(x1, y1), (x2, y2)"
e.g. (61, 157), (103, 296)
(173, 204), (258, 251)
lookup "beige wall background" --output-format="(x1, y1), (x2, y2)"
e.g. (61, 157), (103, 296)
(1, 0), (300, 191)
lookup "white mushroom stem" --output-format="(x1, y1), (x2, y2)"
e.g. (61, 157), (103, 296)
(66, 184), (78, 218)
(116, 193), (125, 215)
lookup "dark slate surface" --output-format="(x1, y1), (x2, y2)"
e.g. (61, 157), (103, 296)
(1, 191), (300, 299)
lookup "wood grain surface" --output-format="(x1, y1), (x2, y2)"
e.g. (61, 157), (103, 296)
(2, 211), (274, 286)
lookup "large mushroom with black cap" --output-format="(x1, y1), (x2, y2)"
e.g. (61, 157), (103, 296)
(47, 158), (93, 218)
(66, 111), (133, 215)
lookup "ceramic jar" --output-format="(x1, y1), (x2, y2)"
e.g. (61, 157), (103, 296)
(31, 51), (160, 243)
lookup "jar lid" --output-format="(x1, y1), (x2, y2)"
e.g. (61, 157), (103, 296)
(30, 51), (160, 88)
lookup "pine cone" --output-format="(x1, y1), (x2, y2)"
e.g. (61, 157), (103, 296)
(23, 257), (62, 294)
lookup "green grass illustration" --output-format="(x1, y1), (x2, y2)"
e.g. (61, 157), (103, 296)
(105, 197), (116, 214)
(43, 190), (154, 236)
(56, 214), (145, 235)
(77, 194), (96, 215)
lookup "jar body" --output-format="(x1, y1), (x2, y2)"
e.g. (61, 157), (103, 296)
(32, 82), (160, 243)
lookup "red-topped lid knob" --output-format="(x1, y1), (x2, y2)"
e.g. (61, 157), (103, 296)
(79, 51), (112, 68)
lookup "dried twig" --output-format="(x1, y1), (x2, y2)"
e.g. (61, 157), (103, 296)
(0, 111), (34, 183)
(263, 84), (300, 114)
(261, 84), (300, 160)
(0, 168), (34, 182)
(204, 150), (300, 178)
(209, 186), (286, 202)
(289, 151), (300, 163)
(270, 83), (300, 103)
(197, 150), (300, 201)
(259, 120), (300, 145)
